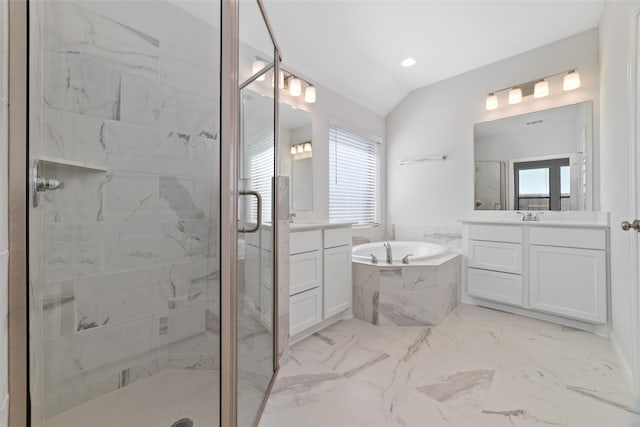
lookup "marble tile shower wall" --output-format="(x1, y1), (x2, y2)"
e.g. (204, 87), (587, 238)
(35, 2), (220, 417)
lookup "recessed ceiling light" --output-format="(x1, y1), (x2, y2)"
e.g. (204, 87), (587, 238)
(401, 57), (416, 68)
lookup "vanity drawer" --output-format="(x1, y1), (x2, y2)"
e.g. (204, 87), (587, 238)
(290, 250), (322, 295)
(324, 227), (352, 249)
(290, 287), (323, 337)
(529, 227), (606, 250)
(468, 224), (522, 243)
(468, 240), (522, 274)
(290, 230), (322, 254)
(468, 268), (523, 307)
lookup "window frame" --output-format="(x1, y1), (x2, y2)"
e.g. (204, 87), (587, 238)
(513, 157), (570, 211)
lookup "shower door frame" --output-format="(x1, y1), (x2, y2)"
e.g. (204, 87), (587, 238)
(7, 0), (29, 425)
(6, 0), (281, 426)
(222, 0), (282, 425)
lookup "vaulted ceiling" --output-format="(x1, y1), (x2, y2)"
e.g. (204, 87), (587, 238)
(263, 1), (605, 116)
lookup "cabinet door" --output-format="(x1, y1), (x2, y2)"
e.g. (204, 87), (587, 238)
(323, 245), (352, 318)
(290, 250), (322, 295)
(468, 240), (522, 274)
(529, 245), (606, 323)
(468, 268), (523, 306)
(290, 287), (323, 336)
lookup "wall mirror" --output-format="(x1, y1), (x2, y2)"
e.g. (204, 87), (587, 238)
(279, 102), (313, 211)
(474, 101), (593, 211)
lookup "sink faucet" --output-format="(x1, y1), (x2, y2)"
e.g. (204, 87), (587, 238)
(383, 242), (393, 264)
(516, 211), (543, 221)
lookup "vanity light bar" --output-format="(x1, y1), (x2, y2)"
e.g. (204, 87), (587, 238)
(485, 69), (580, 110)
(255, 56), (317, 104)
(291, 142), (312, 157)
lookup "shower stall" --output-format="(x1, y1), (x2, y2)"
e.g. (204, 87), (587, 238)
(6, 0), (281, 426)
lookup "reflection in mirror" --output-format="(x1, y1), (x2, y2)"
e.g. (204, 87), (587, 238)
(279, 103), (313, 211)
(474, 101), (593, 211)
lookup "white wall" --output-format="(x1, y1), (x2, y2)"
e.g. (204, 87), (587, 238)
(386, 29), (600, 228)
(475, 120), (577, 162)
(599, 0), (638, 387)
(0, 0), (8, 423)
(278, 74), (386, 228)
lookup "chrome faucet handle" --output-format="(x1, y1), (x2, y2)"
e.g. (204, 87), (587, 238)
(367, 253), (378, 264)
(402, 254), (413, 264)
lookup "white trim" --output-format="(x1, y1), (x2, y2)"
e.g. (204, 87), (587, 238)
(628, 1), (640, 396)
(612, 332), (635, 392)
(328, 118), (383, 145)
(289, 309), (353, 345)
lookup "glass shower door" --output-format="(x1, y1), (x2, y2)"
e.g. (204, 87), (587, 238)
(28, 1), (222, 426)
(237, 1), (279, 425)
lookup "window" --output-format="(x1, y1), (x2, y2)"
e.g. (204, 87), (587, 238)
(248, 134), (274, 224)
(329, 125), (379, 224)
(514, 158), (570, 211)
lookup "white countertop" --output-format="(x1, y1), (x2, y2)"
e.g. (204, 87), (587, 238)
(289, 221), (353, 232)
(460, 211), (610, 228)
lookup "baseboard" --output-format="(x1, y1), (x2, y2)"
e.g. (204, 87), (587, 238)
(289, 310), (353, 345)
(610, 332), (635, 393)
(464, 298), (611, 337)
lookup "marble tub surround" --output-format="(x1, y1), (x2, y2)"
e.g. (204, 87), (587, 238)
(353, 253), (461, 327)
(258, 304), (640, 427)
(389, 224), (463, 253)
(32, 0), (221, 419)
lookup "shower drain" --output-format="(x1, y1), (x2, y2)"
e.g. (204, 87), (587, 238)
(171, 418), (194, 427)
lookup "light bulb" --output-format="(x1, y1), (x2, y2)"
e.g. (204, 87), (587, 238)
(252, 60), (265, 81)
(400, 57), (416, 67)
(289, 78), (302, 96)
(485, 94), (498, 110)
(304, 142), (312, 152)
(290, 146), (296, 155)
(534, 80), (549, 98)
(304, 85), (316, 103)
(296, 144), (303, 153)
(508, 88), (522, 105)
(563, 70), (581, 91)
(279, 71), (285, 89)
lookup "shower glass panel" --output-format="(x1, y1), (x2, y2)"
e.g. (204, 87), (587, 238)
(28, 1), (221, 426)
(238, 1), (278, 425)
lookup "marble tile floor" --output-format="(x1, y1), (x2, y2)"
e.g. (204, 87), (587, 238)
(258, 304), (640, 427)
(43, 369), (219, 427)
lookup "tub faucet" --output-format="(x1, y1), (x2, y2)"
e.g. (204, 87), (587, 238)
(383, 242), (393, 264)
(402, 254), (414, 264)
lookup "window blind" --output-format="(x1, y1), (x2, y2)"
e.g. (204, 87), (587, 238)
(329, 125), (379, 225)
(248, 134), (274, 224)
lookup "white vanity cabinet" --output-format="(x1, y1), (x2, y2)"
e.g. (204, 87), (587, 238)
(463, 216), (609, 331)
(323, 228), (353, 318)
(529, 227), (607, 324)
(289, 224), (352, 341)
(467, 224), (524, 306)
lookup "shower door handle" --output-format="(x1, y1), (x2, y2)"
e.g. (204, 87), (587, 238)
(239, 190), (262, 233)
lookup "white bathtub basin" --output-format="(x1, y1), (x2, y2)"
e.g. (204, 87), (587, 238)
(352, 241), (449, 265)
